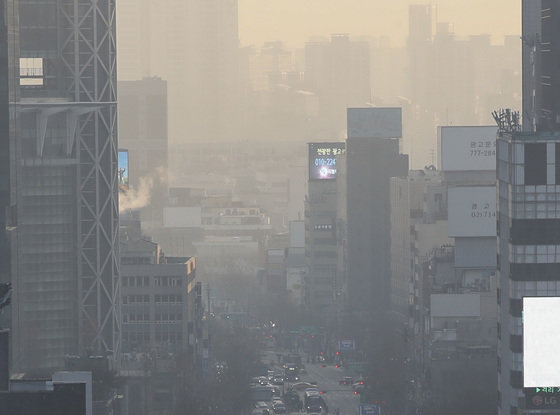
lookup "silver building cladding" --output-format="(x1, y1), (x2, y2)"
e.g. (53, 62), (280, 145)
(497, 130), (560, 414)
(11, 0), (119, 371)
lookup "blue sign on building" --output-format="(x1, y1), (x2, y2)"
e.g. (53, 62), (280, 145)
(338, 339), (356, 351)
(359, 404), (380, 415)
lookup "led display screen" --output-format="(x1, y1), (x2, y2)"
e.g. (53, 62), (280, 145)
(308, 142), (345, 180)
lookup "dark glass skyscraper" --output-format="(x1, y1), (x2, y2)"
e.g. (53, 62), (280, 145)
(539, 0), (560, 131)
(0, 0), (17, 328)
(345, 108), (408, 321)
(11, 0), (119, 372)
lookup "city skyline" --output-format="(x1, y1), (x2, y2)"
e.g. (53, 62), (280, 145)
(238, 0), (521, 48)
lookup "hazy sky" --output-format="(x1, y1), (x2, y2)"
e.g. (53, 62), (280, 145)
(239, 0), (521, 48)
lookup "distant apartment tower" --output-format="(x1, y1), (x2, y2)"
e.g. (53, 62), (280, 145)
(407, 4), (433, 118)
(116, 0), (239, 143)
(118, 77), (168, 226)
(346, 108), (408, 320)
(305, 35), (370, 137)
(305, 142), (345, 322)
(11, 0), (119, 371)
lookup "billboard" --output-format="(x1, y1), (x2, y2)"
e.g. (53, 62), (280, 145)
(438, 126), (498, 171)
(524, 297), (560, 388)
(308, 142), (345, 180)
(118, 149), (129, 191)
(448, 186), (496, 237)
(347, 107), (402, 139)
(524, 387), (560, 410)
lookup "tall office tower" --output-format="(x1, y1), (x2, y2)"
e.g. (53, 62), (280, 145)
(522, 0), (542, 131)
(495, 3), (560, 414)
(496, 128), (560, 414)
(305, 142), (345, 324)
(345, 108), (408, 325)
(12, 0), (119, 372)
(0, 0), (17, 295)
(522, 0), (560, 132)
(539, 0), (560, 131)
(118, 77), (168, 227)
(118, 0), (239, 146)
(115, 0), (151, 81)
(407, 5), (433, 115)
(183, 0), (239, 143)
(305, 35), (370, 137)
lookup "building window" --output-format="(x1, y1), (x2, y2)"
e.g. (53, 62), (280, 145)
(524, 143), (547, 185)
(556, 144), (560, 184)
(510, 370), (523, 388)
(19, 58), (44, 86)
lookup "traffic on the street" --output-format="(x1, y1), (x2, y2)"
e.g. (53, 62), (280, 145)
(250, 333), (372, 415)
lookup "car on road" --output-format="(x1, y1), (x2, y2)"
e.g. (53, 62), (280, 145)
(253, 401), (271, 415)
(352, 380), (365, 393)
(283, 390), (302, 411)
(272, 375), (284, 385)
(291, 382), (317, 391)
(339, 376), (353, 385)
(272, 401), (287, 414)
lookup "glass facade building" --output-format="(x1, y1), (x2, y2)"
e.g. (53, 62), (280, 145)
(11, 0), (119, 372)
(497, 131), (560, 414)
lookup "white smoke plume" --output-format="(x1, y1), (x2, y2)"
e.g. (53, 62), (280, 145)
(119, 175), (154, 212)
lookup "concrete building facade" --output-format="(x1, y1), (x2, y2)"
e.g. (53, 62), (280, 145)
(305, 142), (345, 322)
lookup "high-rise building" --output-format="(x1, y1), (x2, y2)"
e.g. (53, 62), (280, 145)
(118, 77), (168, 226)
(345, 108), (408, 322)
(11, 0), (119, 372)
(496, 3), (560, 413)
(305, 35), (371, 137)
(538, 0), (560, 131)
(0, 0), (17, 311)
(116, 0), (239, 146)
(522, 0), (542, 131)
(521, 0), (560, 132)
(305, 142), (345, 322)
(496, 129), (560, 414)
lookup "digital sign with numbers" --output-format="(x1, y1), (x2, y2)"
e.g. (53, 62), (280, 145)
(308, 142), (346, 180)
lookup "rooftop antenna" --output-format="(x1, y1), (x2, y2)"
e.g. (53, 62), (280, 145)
(492, 108), (522, 133)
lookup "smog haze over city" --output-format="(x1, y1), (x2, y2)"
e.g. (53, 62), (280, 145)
(238, 0), (520, 47)
(2, 1), (554, 415)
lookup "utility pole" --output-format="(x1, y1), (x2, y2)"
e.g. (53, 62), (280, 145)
(206, 283), (211, 315)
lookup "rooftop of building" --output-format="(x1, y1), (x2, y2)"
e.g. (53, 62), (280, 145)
(165, 256), (192, 264)
(500, 130), (560, 141)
